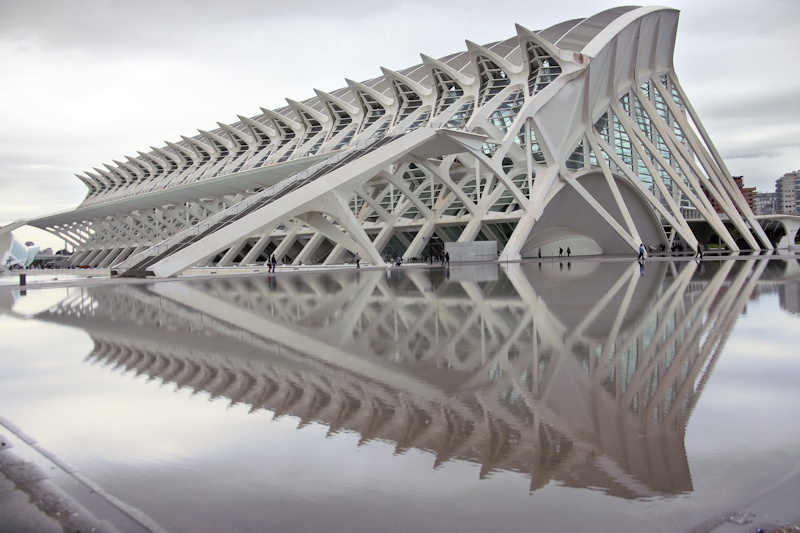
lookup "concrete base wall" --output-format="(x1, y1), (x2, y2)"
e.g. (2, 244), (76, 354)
(445, 241), (497, 262)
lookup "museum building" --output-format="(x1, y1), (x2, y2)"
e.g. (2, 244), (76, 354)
(16, 6), (772, 277)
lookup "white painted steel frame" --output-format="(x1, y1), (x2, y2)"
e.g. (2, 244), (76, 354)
(20, 6), (772, 274)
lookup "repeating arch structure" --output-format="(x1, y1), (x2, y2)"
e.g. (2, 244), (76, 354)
(11, 259), (782, 496)
(17, 6), (772, 276)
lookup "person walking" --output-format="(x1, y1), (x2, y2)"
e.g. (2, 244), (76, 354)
(559, 247), (563, 258)
(567, 247), (571, 257)
(538, 247), (541, 259)
(695, 244), (703, 259)
(637, 244), (645, 261)
(355, 252), (361, 268)
(270, 254), (277, 273)
(444, 251), (450, 266)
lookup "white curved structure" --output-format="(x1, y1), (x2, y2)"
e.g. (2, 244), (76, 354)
(0, 232), (39, 271)
(15, 6), (772, 276)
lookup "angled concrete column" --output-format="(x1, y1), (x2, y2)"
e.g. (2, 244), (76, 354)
(777, 219), (800, 249)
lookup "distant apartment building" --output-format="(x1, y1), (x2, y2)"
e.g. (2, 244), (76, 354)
(705, 176), (756, 214)
(777, 170), (799, 215)
(755, 192), (779, 215)
(735, 176), (756, 213)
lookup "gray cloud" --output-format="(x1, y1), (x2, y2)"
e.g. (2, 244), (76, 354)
(0, 0), (393, 51)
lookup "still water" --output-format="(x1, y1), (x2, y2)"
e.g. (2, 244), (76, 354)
(1, 258), (799, 532)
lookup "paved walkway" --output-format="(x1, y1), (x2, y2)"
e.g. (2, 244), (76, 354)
(1, 251), (798, 293)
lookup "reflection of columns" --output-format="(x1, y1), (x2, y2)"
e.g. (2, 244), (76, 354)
(671, 259), (769, 421)
(501, 264), (568, 349)
(30, 261), (774, 499)
(601, 261), (702, 409)
(617, 261), (731, 422)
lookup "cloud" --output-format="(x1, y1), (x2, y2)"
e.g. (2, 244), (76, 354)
(0, 0), (394, 53)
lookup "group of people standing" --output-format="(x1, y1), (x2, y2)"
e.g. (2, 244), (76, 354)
(639, 242), (703, 260)
(266, 241), (704, 273)
(538, 247), (570, 258)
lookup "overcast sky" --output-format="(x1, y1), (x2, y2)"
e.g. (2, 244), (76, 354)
(2, 0), (799, 248)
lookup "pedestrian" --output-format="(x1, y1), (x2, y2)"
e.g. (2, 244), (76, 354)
(637, 244), (645, 261)
(695, 244), (703, 259)
(355, 252), (361, 268)
(559, 247), (563, 257)
(567, 247), (571, 257)
(444, 251), (450, 266)
(538, 247), (541, 259)
(270, 254), (277, 272)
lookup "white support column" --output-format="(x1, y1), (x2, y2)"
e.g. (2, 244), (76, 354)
(475, 156), (481, 202)
(585, 134), (641, 239)
(526, 118), (533, 198)
(108, 217), (147, 247)
(272, 222), (301, 265)
(71, 249), (94, 266)
(91, 248), (114, 267)
(559, 168), (640, 248)
(633, 88), (745, 246)
(459, 184), (507, 243)
(82, 248), (105, 266)
(314, 190), (384, 265)
(499, 208), (535, 261)
(48, 225), (82, 249)
(595, 135), (699, 250)
(294, 231), (327, 264)
(612, 100), (720, 227)
(99, 248), (125, 267)
(656, 77), (769, 249)
(217, 238), (248, 266)
(381, 171), (436, 259)
(112, 246), (137, 265)
(240, 230), (275, 265)
(777, 219), (800, 249)
(413, 158), (478, 217)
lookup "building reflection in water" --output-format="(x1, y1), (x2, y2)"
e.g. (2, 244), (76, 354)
(32, 258), (774, 499)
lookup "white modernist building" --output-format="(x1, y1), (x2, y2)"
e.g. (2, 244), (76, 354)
(0, 233), (39, 271)
(10, 6), (774, 277)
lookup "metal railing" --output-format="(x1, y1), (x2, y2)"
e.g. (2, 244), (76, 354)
(66, 122), (478, 216)
(35, 122), (478, 260)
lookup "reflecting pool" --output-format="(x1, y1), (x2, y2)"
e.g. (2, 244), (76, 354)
(1, 258), (799, 532)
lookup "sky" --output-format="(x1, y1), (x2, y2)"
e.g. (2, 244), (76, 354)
(1, 0), (799, 249)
